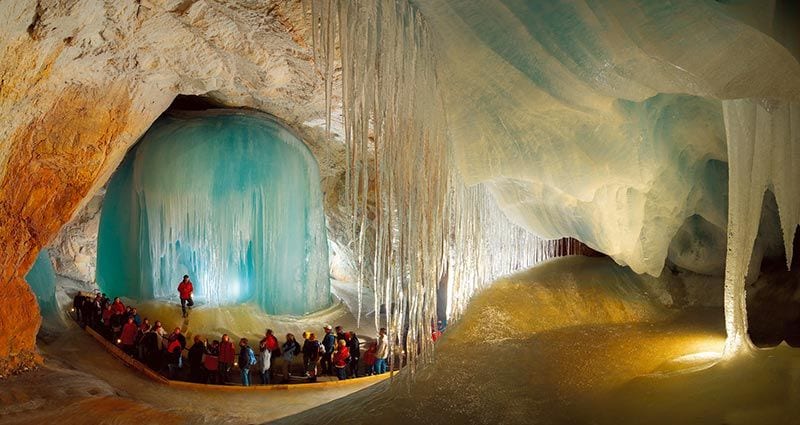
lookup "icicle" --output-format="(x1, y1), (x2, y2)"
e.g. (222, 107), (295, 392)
(308, 0), (582, 369)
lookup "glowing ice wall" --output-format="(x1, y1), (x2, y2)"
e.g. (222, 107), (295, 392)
(25, 250), (58, 317)
(97, 111), (331, 315)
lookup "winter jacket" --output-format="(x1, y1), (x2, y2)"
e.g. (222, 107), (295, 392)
(322, 332), (335, 353)
(188, 342), (205, 369)
(303, 339), (321, 362)
(264, 334), (279, 353)
(111, 301), (126, 315)
(167, 338), (182, 363)
(257, 350), (271, 373)
(282, 340), (301, 362)
(219, 340), (236, 364)
(153, 327), (167, 350)
(375, 334), (389, 359)
(204, 346), (219, 371)
(348, 335), (360, 359)
(363, 344), (377, 366)
(120, 322), (138, 345)
(177, 280), (194, 299)
(333, 346), (350, 368)
(239, 345), (256, 368)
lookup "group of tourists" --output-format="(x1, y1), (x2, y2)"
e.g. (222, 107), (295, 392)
(70, 275), (395, 386)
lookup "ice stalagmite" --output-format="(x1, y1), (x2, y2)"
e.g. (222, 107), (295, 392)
(722, 100), (800, 356)
(97, 111), (330, 315)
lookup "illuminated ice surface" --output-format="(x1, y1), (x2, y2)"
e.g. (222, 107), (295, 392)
(96, 111), (330, 315)
(25, 249), (58, 317)
(274, 257), (800, 425)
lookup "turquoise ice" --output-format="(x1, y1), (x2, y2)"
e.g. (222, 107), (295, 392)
(96, 110), (331, 315)
(25, 250), (58, 317)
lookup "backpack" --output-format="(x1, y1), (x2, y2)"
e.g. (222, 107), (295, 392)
(247, 347), (256, 367)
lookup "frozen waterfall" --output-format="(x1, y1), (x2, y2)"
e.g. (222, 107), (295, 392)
(96, 111), (331, 315)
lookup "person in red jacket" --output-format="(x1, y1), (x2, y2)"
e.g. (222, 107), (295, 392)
(363, 342), (377, 376)
(177, 275), (194, 318)
(218, 333), (236, 383)
(332, 339), (350, 380)
(111, 297), (126, 315)
(119, 316), (138, 356)
(260, 329), (280, 380)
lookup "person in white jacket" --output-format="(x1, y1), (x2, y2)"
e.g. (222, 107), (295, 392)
(374, 328), (389, 374)
(257, 347), (271, 385)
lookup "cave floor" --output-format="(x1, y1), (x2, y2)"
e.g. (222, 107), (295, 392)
(275, 308), (800, 425)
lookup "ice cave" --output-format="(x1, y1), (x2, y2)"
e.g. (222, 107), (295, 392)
(1, 0), (799, 424)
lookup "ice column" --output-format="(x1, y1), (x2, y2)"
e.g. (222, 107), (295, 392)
(722, 99), (799, 356)
(97, 111), (331, 315)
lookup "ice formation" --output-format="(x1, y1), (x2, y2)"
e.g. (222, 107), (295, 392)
(722, 99), (800, 355)
(96, 111), (330, 315)
(25, 249), (58, 317)
(308, 0), (800, 357)
(308, 1), (581, 369)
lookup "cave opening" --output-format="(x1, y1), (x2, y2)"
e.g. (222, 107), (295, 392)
(90, 98), (332, 316)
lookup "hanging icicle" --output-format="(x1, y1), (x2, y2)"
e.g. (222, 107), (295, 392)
(306, 0), (583, 371)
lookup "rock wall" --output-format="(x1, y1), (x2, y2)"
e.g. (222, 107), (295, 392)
(0, 0), (341, 376)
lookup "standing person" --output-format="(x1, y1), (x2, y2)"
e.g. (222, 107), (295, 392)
(335, 325), (346, 343)
(238, 338), (256, 387)
(321, 325), (335, 375)
(347, 331), (360, 377)
(101, 304), (113, 339)
(130, 308), (142, 326)
(332, 339), (350, 380)
(119, 316), (138, 356)
(188, 335), (206, 383)
(257, 343), (271, 385)
(136, 318), (151, 360)
(259, 330), (278, 383)
(374, 327), (389, 375)
(72, 293), (85, 324)
(302, 333), (321, 382)
(110, 297), (126, 315)
(153, 321), (167, 351)
(177, 275), (194, 318)
(363, 342), (377, 376)
(301, 332), (310, 377)
(82, 295), (98, 329)
(166, 332), (183, 379)
(280, 333), (301, 383)
(218, 334), (235, 383)
(168, 327), (187, 351)
(140, 327), (160, 370)
(204, 340), (220, 384)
